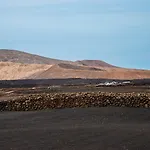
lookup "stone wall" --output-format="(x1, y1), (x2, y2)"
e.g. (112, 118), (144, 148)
(0, 92), (150, 111)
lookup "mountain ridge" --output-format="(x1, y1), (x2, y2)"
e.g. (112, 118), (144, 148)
(0, 49), (150, 80)
(0, 49), (72, 65)
(0, 49), (115, 68)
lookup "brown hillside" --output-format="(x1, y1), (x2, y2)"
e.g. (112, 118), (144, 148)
(57, 63), (103, 71)
(0, 49), (116, 68)
(28, 64), (150, 80)
(76, 60), (116, 68)
(0, 49), (72, 65)
(0, 62), (51, 80)
(0, 49), (150, 80)
(0, 62), (150, 80)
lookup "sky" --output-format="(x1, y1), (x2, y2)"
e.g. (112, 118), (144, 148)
(0, 0), (150, 69)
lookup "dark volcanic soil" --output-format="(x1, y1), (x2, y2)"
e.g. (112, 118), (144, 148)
(0, 84), (150, 103)
(0, 108), (150, 150)
(0, 78), (150, 88)
(0, 79), (150, 149)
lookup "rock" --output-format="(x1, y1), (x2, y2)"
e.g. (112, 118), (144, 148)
(145, 104), (148, 108)
(0, 92), (150, 111)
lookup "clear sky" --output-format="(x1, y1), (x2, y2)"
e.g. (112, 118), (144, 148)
(0, 0), (150, 69)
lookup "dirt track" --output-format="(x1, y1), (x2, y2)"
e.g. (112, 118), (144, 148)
(1, 107), (150, 150)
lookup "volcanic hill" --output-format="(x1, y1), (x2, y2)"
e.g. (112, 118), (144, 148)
(0, 49), (150, 80)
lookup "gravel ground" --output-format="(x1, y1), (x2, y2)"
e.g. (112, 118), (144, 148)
(0, 107), (150, 150)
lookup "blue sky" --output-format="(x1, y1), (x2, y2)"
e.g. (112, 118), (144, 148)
(0, 0), (150, 69)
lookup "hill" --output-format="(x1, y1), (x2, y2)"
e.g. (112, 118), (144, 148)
(0, 49), (150, 80)
(0, 49), (72, 65)
(28, 64), (150, 80)
(0, 49), (115, 68)
(76, 60), (116, 68)
(0, 62), (51, 80)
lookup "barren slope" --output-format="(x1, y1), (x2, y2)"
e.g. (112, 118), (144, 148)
(0, 49), (72, 64)
(0, 50), (117, 68)
(0, 62), (150, 80)
(0, 62), (51, 80)
(76, 60), (117, 68)
(28, 64), (150, 80)
(0, 49), (150, 80)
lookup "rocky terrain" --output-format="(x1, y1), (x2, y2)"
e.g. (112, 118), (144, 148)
(0, 91), (150, 111)
(1, 49), (150, 150)
(0, 49), (150, 80)
(0, 82), (150, 111)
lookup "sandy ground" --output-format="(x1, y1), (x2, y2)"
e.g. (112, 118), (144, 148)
(0, 107), (150, 150)
(0, 62), (52, 80)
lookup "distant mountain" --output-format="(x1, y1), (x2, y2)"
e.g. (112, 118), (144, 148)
(0, 49), (72, 65)
(76, 60), (116, 68)
(0, 49), (150, 80)
(0, 49), (116, 68)
(28, 64), (150, 80)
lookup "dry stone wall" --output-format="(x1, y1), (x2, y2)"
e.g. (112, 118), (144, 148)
(0, 92), (150, 111)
